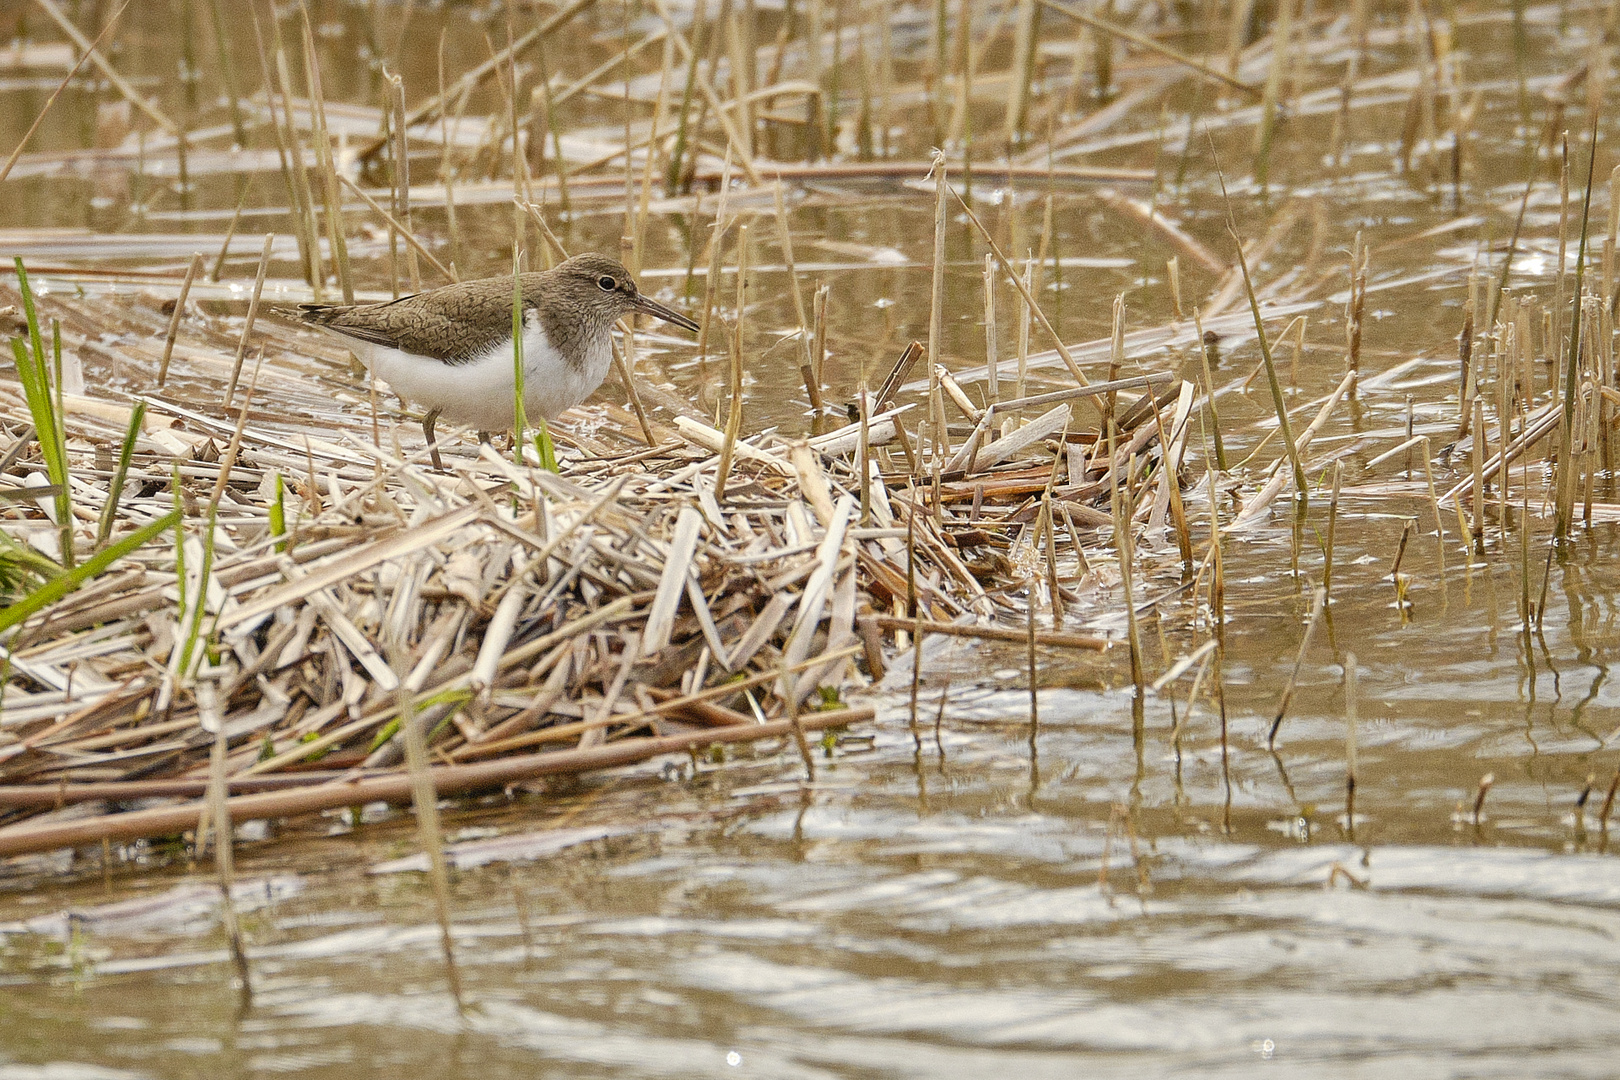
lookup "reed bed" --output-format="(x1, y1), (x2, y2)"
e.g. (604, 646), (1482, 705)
(0, 0), (1614, 871)
(0, 238), (1216, 858)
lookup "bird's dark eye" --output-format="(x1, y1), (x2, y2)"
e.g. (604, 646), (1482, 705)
(597, 275), (616, 291)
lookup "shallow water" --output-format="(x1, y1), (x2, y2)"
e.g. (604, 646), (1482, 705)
(5, 2), (1620, 1075)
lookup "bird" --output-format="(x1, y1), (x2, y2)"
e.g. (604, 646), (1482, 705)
(294, 252), (700, 470)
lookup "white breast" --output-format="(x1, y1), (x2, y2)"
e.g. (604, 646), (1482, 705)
(332, 312), (615, 431)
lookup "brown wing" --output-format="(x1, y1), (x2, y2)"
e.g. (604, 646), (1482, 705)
(297, 280), (526, 365)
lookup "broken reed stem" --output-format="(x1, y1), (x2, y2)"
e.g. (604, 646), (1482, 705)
(1193, 306), (1226, 471)
(1470, 397), (1486, 543)
(928, 151), (949, 465)
(1323, 460), (1342, 602)
(209, 180), (252, 282)
(771, 181), (814, 381)
(1556, 113), (1600, 538)
(223, 234), (273, 411)
(1026, 572), (1039, 726)
(0, 0), (133, 186)
(156, 252), (203, 388)
(1599, 769), (1620, 835)
(983, 253), (999, 403)
(300, 9), (353, 305)
(1340, 653), (1359, 840)
(949, 186), (1089, 385)
(783, 661), (816, 782)
(804, 282), (827, 410)
(1472, 772), (1494, 827)
(858, 386), (872, 526)
(715, 222), (748, 497)
(199, 681), (250, 995)
(346, 174), (458, 283)
(1227, 204), (1306, 503)
(1110, 422), (1145, 693)
(398, 679), (465, 1011)
(1418, 437), (1448, 579)
(1268, 585), (1326, 748)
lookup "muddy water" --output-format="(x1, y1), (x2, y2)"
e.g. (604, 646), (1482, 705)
(6, 3), (1620, 1076)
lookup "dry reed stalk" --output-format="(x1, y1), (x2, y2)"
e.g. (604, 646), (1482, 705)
(1556, 117), (1600, 538)
(982, 254), (1000, 403)
(1005, 0), (1039, 151)
(1323, 460), (1342, 603)
(198, 680), (250, 995)
(808, 281), (829, 410)
(300, 10), (353, 305)
(1251, 0), (1296, 190)
(1015, 257), (1034, 403)
(1037, 0), (1258, 96)
(927, 151), (949, 462)
(223, 235), (274, 411)
(0, 0), (133, 185)
(1344, 651), (1357, 841)
(1556, 133), (1571, 357)
(399, 678), (457, 1011)
(156, 253), (203, 389)
(771, 181), (815, 380)
(1192, 307), (1227, 471)
(696, 149), (734, 359)
(1109, 422), (1145, 693)
(1417, 437), (1448, 579)
(1346, 230), (1368, 375)
(948, 187), (1090, 385)
(0, 704), (872, 857)
(208, 180), (254, 283)
(390, 72), (422, 292)
(1599, 769), (1620, 837)
(715, 223), (748, 497)
(358, 0), (595, 160)
(1472, 772), (1494, 827)
(1470, 397), (1486, 543)
(267, 13), (325, 297)
(342, 175), (457, 283)
(1220, 169), (1305, 502)
(32, 0), (176, 134)
(1268, 585), (1325, 747)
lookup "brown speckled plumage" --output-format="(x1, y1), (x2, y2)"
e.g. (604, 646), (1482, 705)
(296, 252), (697, 369)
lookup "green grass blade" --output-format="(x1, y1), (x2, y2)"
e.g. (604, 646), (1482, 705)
(174, 507), (218, 682)
(0, 508), (179, 636)
(512, 254), (528, 467)
(96, 399), (146, 549)
(269, 472), (286, 551)
(10, 261), (74, 565)
(535, 417), (558, 472)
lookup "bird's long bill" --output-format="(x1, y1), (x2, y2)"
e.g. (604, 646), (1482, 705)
(631, 292), (701, 333)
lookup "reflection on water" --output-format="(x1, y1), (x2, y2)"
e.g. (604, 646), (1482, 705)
(6, 1), (1620, 1075)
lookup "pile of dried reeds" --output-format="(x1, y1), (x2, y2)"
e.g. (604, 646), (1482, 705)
(0, 233), (1226, 859)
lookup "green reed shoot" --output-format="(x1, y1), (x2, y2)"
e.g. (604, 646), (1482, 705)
(96, 400), (146, 549)
(269, 473), (287, 551)
(534, 419), (558, 472)
(0, 509), (178, 636)
(174, 507), (219, 686)
(512, 251), (529, 467)
(10, 259), (74, 568)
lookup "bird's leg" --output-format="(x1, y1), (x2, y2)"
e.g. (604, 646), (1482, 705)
(422, 408), (444, 472)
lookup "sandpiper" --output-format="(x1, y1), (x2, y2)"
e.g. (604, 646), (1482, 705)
(296, 252), (700, 469)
